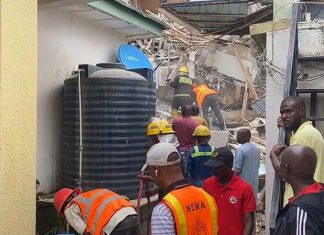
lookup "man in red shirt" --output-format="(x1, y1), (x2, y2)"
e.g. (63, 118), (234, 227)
(203, 147), (256, 235)
(172, 105), (199, 175)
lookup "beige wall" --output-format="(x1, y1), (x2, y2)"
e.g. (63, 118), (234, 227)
(0, 1), (37, 234)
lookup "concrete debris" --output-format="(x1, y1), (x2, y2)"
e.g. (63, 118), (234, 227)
(135, 36), (265, 122)
(134, 3), (267, 156)
(206, 51), (258, 83)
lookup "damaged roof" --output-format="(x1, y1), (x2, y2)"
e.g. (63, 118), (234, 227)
(160, 0), (273, 35)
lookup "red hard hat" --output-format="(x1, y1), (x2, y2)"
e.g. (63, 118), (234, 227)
(54, 188), (80, 214)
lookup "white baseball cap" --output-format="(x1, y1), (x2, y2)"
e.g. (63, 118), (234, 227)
(141, 142), (181, 171)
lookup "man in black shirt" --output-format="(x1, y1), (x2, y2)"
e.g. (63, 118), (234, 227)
(270, 144), (324, 235)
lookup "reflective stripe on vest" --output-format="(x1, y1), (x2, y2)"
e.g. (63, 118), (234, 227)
(179, 76), (192, 86)
(164, 193), (188, 235)
(72, 189), (133, 235)
(191, 146), (215, 158)
(163, 185), (218, 235)
(200, 189), (218, 235)
(174, 94), (191, 98)
(75, 189), (109, 221)
(90, 195), (127, 234)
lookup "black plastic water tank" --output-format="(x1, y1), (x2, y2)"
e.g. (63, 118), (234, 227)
(62, 64), (156, 198)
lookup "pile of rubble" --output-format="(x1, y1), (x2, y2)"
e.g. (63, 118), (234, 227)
(132, 7), (266, 121)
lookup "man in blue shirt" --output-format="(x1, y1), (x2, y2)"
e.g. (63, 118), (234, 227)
(187, 125), (215, 186)
(233, 128), (260, 198)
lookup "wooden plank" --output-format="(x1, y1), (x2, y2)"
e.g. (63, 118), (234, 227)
(241, 82), (248, 120)
(178, 13), (246, 18)
(157, 7), (201, 33)
(235, 49), (259, 101)
(251, 136), (266, 146)
(167, 58), (183, 82)
(235, 85), (241, 101)
(249, 19), (291, 35)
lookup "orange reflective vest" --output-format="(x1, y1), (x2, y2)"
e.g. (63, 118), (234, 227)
(70, 189), (134, 235)
(163, 185), (218, 235)
(193, 85), (219, 108)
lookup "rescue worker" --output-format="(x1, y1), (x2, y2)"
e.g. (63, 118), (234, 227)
(147, 118), (179, 147)
(187, 125), (215, 187)
(167, 66), (193, 117)
(193, 84), (225, 130)
(142, 142), (218, 235)
(146, 118), (161, 144)
(54, 188), (139, 235)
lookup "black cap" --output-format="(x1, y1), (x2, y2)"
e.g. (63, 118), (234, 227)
(204, 147), (233, 168)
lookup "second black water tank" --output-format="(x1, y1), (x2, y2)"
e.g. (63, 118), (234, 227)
(62, 64), (156, 198)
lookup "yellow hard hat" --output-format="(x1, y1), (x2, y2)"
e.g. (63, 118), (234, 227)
(193, 125), (211, 137)
(179, 66), (189, 73)
(147, 121), (160, 136)
(159, 119), (175, 135)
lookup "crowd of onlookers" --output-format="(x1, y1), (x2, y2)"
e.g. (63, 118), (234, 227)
(53, 94), (324, 235)
(145, 103), (259, 235)
(144, 94), (324, 235)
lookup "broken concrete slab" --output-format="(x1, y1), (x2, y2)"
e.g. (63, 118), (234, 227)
(206, 51), (258, 83)
(209, 130), (229, 148)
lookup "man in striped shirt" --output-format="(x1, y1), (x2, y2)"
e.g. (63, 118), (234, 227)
(270, 144), (324, 235)
(142, 142), (218, 235)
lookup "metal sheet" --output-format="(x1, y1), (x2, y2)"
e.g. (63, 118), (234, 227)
(250, 96), (266, 117)
(161, 0), (248, 32)
(161, 1), (273, 34)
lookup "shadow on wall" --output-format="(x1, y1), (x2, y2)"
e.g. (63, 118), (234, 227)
(37, 85), (64, 193)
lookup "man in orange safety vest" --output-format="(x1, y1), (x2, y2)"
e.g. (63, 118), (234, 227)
(193, 84), (225, 130)
(142, 142), (218, 235)
(54, 188), (139, 235)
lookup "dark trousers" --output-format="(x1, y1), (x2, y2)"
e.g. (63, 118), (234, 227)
(172, 97), (192, 110)
(177, 148), (191, 177)
(202, 94), (224, 129)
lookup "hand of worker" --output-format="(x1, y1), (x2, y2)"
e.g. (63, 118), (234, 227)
(270, 144), (287, 159)
(277, 116), (284, 128)
(165, 78), (170, 85)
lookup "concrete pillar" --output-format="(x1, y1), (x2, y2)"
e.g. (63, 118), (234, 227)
(265, 0), (300, 234)
(0, 1), (37, 234)
(265, 29), (290, 234)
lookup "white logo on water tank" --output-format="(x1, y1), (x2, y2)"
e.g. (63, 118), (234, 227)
(125, 55), (139, 62)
